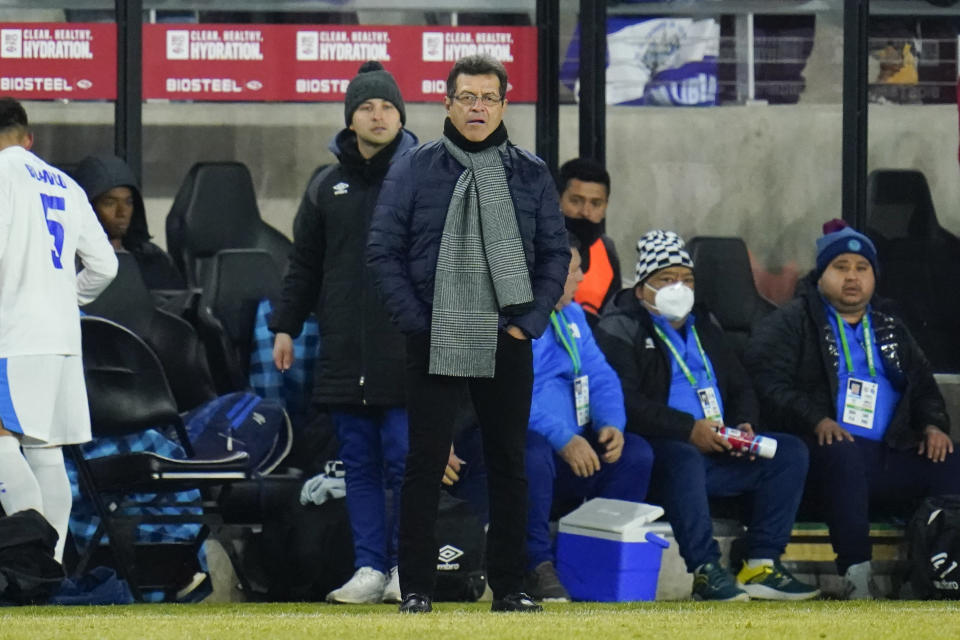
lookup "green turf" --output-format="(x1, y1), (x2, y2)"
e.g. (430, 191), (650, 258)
(2, 601), (960, 640)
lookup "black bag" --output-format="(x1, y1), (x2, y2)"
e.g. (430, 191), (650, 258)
(0, 509), (65, 605)
(433, 491), (486, 602)
(907, 495), (960, 599)
(256, 490), (355, 602)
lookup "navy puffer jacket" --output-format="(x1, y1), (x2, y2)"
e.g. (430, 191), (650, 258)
(367, 138), (569, 340)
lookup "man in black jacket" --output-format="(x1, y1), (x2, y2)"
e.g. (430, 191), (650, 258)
(367, 54), (569, 614)
(744, 220), (960, 599)
(596, 230), (818, 602)
(269, 61), (417, 605)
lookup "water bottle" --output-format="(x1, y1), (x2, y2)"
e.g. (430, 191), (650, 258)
(716, 426), (777, 459)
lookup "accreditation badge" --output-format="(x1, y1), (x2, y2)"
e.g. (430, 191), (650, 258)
(696, 387), (723, 422)
(574, 375), (590, 427)
(842, 376), (877, 430)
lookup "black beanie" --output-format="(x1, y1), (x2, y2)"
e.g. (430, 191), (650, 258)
(343, 61), (406, 126)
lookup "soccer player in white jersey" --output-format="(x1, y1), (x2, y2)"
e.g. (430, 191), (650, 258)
(0, 97), (117, 563)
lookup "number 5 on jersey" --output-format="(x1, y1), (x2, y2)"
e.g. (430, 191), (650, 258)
(40, 193), (65, 270)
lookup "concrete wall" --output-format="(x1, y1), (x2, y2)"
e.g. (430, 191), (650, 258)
(25, 100), (960, 289)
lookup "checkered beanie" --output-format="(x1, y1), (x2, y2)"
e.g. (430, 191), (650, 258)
(634, 230), (694, 284)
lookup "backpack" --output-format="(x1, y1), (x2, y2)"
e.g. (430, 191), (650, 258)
(0, 509), (65, 605)
(433, 491), (487, 602)
(184, 391), (292, 475)
(907, 495), (960, 599)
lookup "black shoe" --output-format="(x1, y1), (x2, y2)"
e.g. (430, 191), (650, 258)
(525, 561), (571, 602)
(491, 592), (543, 612)
(398, 593), (432, 613)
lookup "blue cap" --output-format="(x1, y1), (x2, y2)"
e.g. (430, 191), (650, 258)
(815, 225), (878, 277)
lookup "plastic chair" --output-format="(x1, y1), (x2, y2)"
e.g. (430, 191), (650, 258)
(165, 161), (291, 288)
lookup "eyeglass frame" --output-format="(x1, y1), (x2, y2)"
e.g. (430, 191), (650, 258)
(449, 92), (505, 108)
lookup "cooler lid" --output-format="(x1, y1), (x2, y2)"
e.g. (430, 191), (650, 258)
(558, 498), (665, 536)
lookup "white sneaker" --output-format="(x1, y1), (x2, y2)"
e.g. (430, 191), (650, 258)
(326, 567), (387, 604)
(843, 561), (878, 600)
(382, 566), (401, 604)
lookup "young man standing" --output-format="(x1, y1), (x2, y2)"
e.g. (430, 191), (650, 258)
(269, 62), (417, 604)
(368, 54), (569, 613)
(0, 97), (117, 563)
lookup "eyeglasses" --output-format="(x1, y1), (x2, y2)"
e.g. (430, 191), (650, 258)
(451, 92), (503, 108)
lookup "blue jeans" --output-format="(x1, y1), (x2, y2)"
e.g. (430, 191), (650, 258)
(525, 429), (654, 569)
(646, 433), (808, 572)
(332, 406), (409, 573)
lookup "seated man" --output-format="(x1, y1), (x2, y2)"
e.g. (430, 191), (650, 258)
(73, 154), (186, 290)
(744, 220), (960, 599)
(524, 234), (653, 602)
(595, 230), (819, 602)
(558, 158), (621, 327)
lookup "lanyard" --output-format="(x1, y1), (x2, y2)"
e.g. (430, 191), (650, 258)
(550, 309), (581, 376)
(834, 310), (876, 378)
(652, 323), (712, 387)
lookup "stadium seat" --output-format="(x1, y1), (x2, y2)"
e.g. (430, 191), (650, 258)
(686, 236), (777, 358)
(165, 161), (292, 288)
(196, 249), (283, 394)
(70, 316), (252, 601)
(865, 169), (960, 372)
(81, 253), (218, 412)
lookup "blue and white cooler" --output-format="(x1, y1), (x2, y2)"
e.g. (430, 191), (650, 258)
(556, 498), (670, 601)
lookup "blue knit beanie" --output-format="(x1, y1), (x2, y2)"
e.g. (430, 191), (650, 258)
(815, 219), (878, 277)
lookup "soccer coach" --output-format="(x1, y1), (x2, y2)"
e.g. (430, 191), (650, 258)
(367, 54), (569, 613)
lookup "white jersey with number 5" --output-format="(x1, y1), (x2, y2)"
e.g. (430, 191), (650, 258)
(0, 144), (117, 357)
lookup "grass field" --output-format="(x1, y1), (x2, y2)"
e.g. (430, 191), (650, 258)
(3, 600), (960, 640)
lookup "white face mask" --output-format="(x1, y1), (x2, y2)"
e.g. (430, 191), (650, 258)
(645, 281), (694, 322)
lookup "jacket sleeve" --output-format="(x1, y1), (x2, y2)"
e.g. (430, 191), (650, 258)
(595, 315), (697, 441)
(367, 151), (431, 335)
(75, 194), (118, 305)
(510, 167), (570, 339)
(529, 333), (580, 451)
(575, 305), (626, 432)
(902, 327), (950, 434)
(268, 177), (325, 338)
(743, 304), (830, 435)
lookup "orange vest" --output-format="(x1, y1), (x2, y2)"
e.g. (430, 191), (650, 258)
(574, 237), (614, 315)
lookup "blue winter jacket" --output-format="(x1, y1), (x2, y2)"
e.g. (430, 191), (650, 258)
(530, 302), (626, 451)
(366, 138), (569, 340)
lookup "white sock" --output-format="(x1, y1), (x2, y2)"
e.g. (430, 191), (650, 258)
(0, 435), (43, 518)
(23, 446), (72, 563)
(746, 558), (775, 569)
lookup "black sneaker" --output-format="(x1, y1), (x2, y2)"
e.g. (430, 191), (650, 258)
(525, 561), (571, 602)
(398, 593), (432, 613)
(491, 592), (543, 612)
(692, 562), (750, 602)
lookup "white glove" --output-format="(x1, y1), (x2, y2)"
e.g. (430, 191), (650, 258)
(299, 473), (347, 506)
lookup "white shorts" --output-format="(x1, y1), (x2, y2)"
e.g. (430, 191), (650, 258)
(0, 354), (91, 446)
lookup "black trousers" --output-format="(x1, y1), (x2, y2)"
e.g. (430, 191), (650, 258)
(398, 331), (533, 599)
(806, 437), (960, 574)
